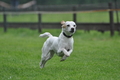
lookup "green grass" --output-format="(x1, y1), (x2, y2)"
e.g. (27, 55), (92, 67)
(0, 28), (120, 80)
(0, 11), (120, 23)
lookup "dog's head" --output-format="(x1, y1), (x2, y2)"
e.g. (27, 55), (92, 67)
(61, 21), (76, 35)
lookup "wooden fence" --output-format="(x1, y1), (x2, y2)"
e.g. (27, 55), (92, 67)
(0, 2), (120, 36)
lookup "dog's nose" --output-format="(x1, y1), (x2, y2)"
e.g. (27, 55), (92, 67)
(70, 28), (74, 33)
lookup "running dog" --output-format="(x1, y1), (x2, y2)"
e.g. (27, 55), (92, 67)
(39, 21), (76, 68)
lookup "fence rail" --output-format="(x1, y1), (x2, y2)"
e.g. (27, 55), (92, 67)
(0, 8), (120, 14)
(0, 22), (119, 31)
(0, 1), (120, 11)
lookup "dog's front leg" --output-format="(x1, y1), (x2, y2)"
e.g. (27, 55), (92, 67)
(57, 48), (72, 57)
(62, 48), (73, 57)
(60, 48), (73, 61)
(60, 55), (68, 61)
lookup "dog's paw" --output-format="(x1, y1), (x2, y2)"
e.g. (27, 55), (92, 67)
(62, 48), (70, 57)
(60, 59), (65, 62)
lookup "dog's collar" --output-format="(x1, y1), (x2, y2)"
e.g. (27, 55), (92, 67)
(63, 32), (73, 38)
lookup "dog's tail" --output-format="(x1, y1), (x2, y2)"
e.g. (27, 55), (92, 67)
(39, 32), (52, 38)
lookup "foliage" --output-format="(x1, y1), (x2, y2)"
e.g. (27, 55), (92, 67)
(2, 0), (114, 5)
(0, 28), (120, 80)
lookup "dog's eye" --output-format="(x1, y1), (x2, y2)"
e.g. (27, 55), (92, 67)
(67, 25), (70, 27)
(73, 25), (76, 27)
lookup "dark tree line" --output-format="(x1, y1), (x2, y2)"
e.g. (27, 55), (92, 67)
(1, 0), (115, 5)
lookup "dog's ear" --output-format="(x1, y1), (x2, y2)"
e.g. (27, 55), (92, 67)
(61, 21), (65, 24)
(61, 21), (66, 28)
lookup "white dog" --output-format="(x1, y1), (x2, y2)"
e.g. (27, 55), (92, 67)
(39, 21), (76, 68)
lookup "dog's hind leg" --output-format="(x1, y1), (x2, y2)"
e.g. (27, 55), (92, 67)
(40, 51), (54, 68)
(40, 58), (46, 68)
(45, 51), (54, 61)
(40, 47), (49, 68)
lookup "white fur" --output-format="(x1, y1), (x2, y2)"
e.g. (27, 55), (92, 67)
(39, 21), (76, 68)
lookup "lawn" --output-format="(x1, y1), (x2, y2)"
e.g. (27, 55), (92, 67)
(0, 28), (120, 80)
(0, 11), (120, 23)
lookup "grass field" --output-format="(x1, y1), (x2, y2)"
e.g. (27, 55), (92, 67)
(0, 11), (120, 23)
(0, 28), (120, 80)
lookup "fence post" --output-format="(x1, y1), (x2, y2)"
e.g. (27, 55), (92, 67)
(114, 0), (120, 35)
(109, 3), (114, 36)
(3, 8), (7, 32)
(38, 13), (42, 33)
(73, 6), (77, 22)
